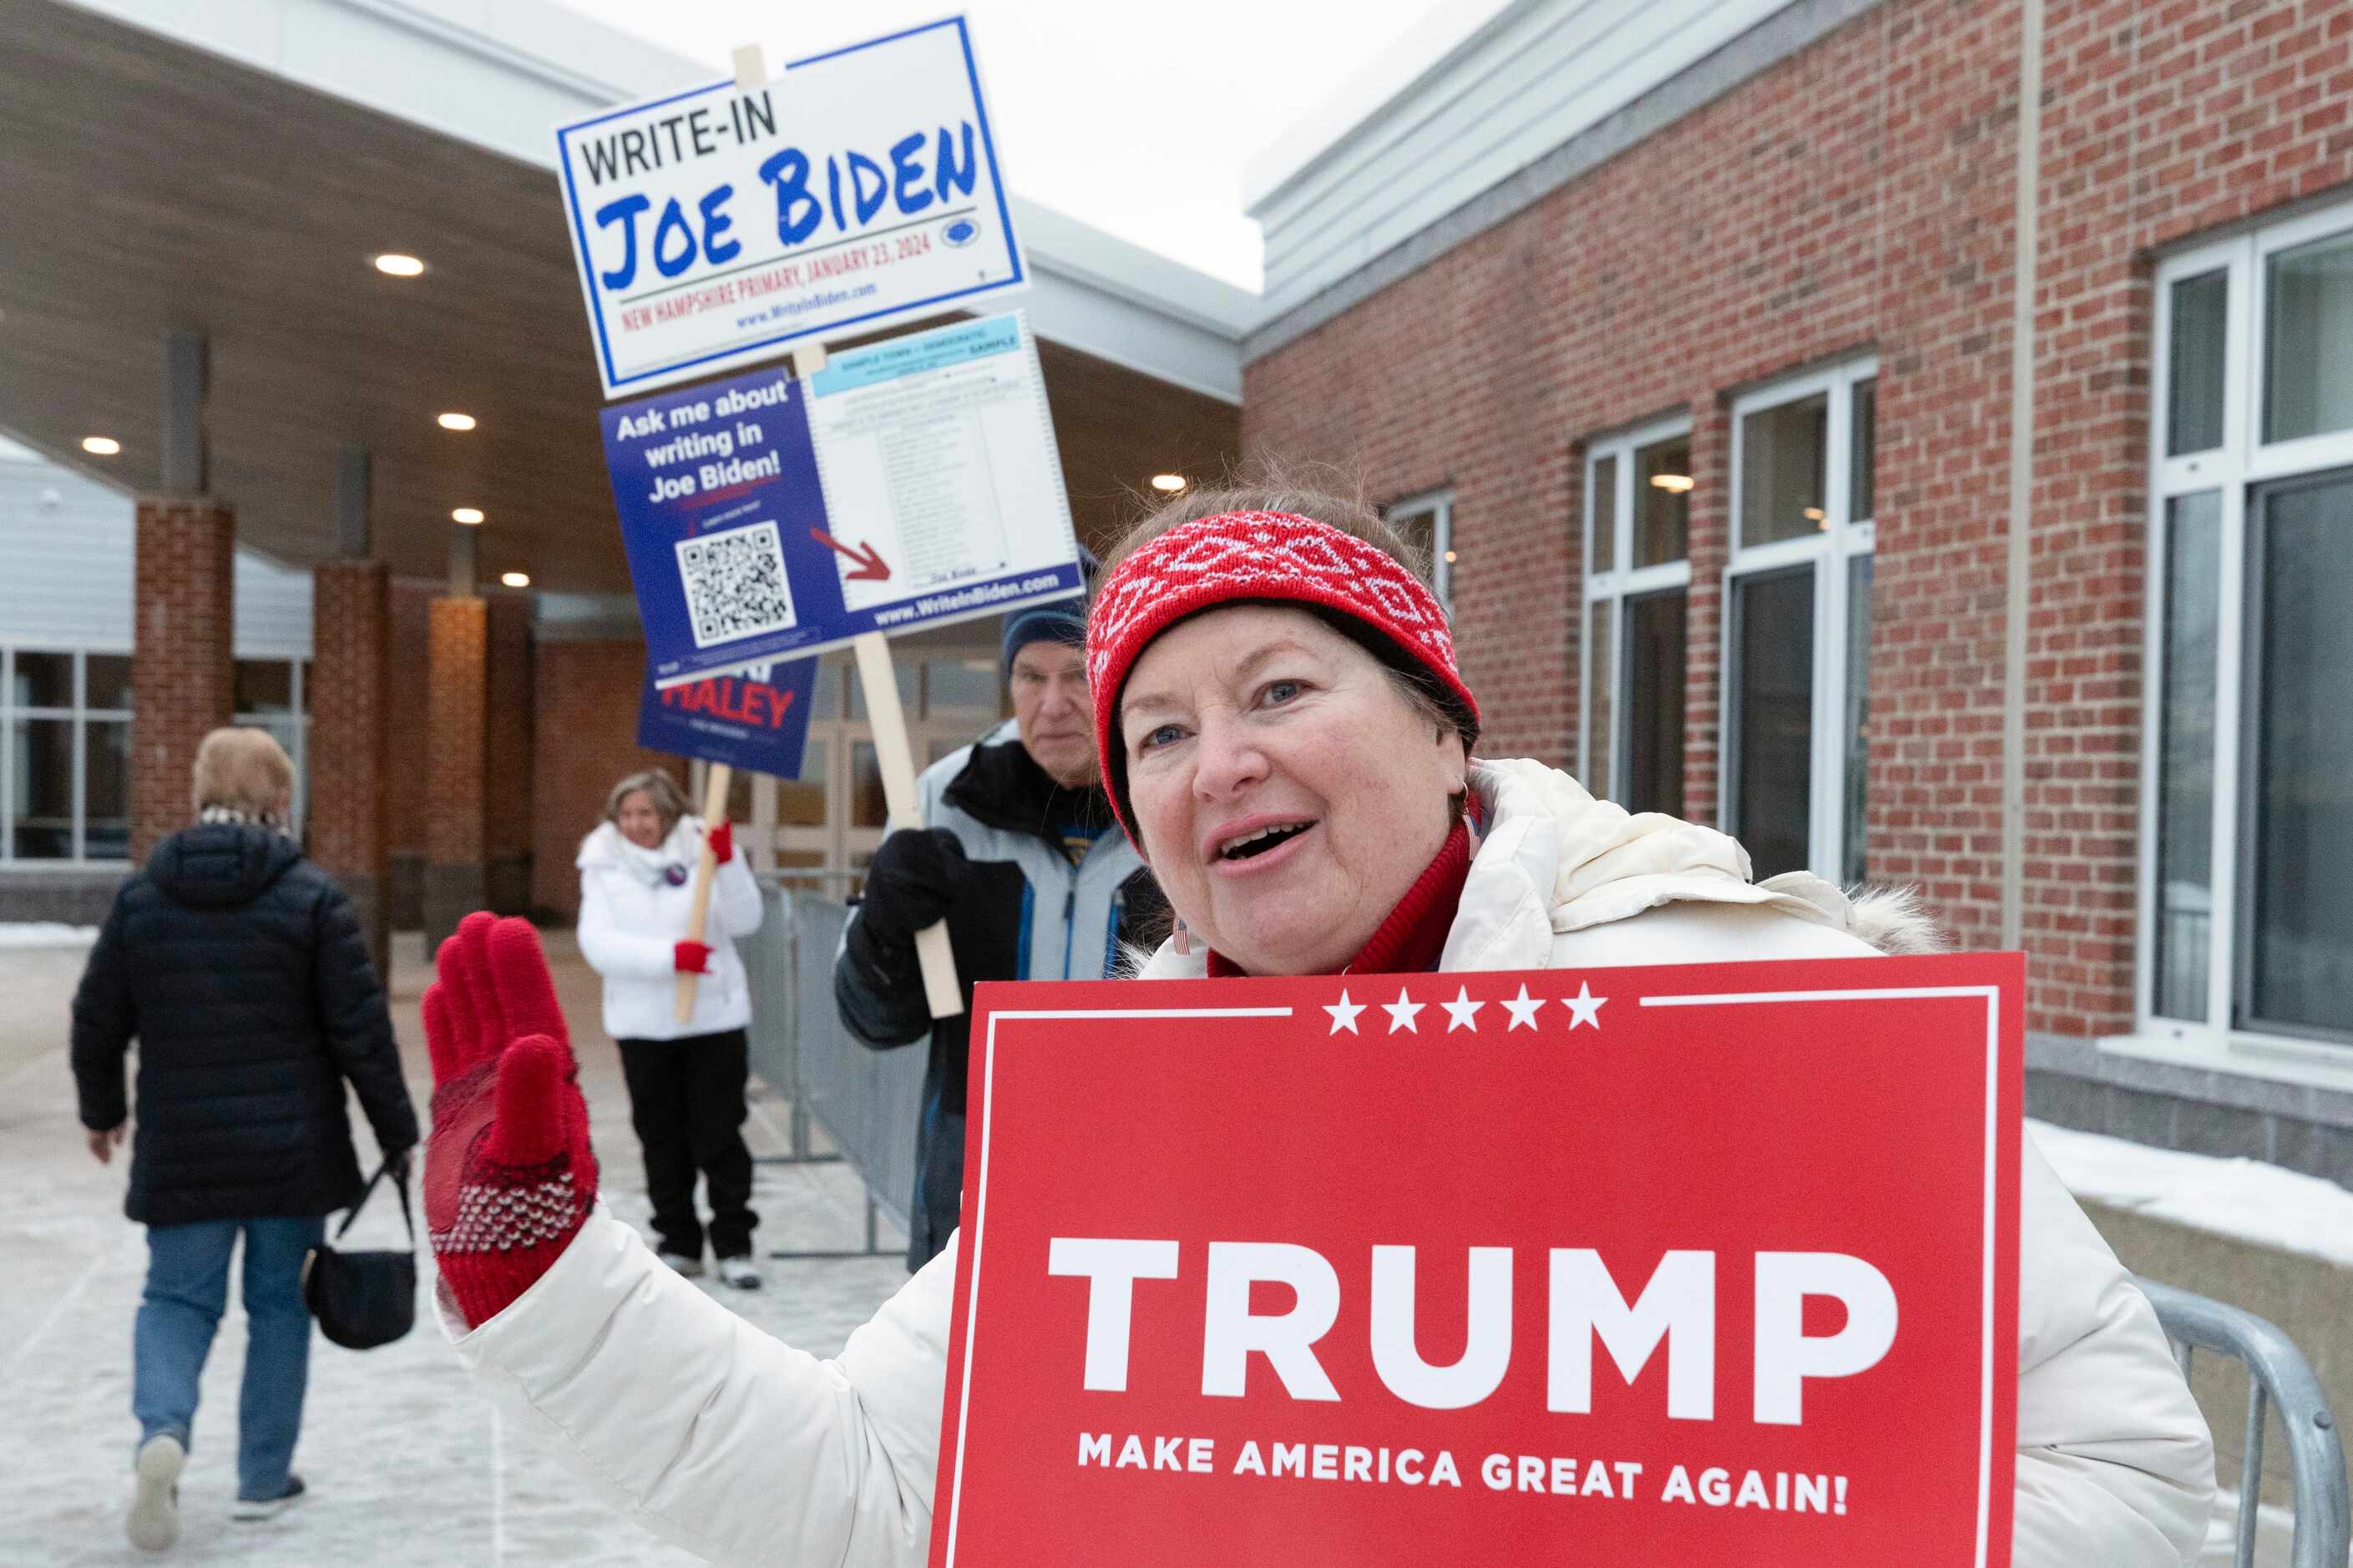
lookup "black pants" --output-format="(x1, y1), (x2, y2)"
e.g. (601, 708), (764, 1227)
(616, 1029), (757, 1260)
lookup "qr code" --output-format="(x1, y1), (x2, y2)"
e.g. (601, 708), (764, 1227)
(676, 519), (797, 648)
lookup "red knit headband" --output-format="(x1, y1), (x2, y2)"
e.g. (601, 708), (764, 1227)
(1085, 510), (1480, 842)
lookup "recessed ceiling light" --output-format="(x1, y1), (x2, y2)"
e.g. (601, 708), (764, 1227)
(82, 436), (121, 455)
(437, 412), (477, 431)
(452, 507), (484, 525)
(374, 254), (425, 277)
(1648, 473), (1694, 493)
(500, 571), (531, 588)
(1150, 473), (1186, 493)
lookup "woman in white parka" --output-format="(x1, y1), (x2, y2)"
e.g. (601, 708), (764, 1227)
(576, 768), (765, 1288)
(424, 489), (2214, 1566)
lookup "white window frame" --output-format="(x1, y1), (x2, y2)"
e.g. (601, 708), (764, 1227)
(2138, 205), (2353, 1063)
(1386, 488), (1455, 606)
(1580, 415), (1693, 801)
(0, 645), (134, 866)
(1722, 358), (1878, 883)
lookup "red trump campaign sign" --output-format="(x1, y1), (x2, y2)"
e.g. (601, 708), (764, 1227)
(929, 953), (2024, 1567)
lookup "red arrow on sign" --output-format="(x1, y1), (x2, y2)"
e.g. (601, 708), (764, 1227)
(808, 528), (892, 582)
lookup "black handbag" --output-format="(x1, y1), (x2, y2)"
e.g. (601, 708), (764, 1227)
(301, 1158), (417, 1350)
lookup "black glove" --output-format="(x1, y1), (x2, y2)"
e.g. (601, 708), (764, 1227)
(858, 827), (969, 941)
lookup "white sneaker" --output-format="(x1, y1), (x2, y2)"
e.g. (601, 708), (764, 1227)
(230, 1474), (306, 1521)
(127, 1434), (183, 1551)
(717, 1256), (762, 1290)
(658, 1250), (706, 1277)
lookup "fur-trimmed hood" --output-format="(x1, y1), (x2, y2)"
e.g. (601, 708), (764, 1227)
(1136, 756), (1945, 978)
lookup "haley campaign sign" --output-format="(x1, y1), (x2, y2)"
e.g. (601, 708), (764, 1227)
(636, 657), (817, 777)
(933, 953), (2025, 1567)
(602, 319), (1082, 688)
(554, 16), (1026, 398)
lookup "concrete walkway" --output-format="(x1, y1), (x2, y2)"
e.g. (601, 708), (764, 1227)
(0, 933), (908, 1565)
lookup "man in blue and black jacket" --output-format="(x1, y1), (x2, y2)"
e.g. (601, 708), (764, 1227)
(834, 590), (1162, 1267)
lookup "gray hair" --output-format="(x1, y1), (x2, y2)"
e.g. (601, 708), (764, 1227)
(604, 769), (690, 838)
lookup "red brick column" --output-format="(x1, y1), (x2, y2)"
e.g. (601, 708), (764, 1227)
(130, 498), (235, 862)
(423, 596), (489, 952)
(310, 560), (392, 979)
(386, 579), (435, 931)
(483, 594), (535, 917)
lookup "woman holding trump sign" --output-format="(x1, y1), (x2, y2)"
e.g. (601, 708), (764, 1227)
(424, 486), (2212, 1565)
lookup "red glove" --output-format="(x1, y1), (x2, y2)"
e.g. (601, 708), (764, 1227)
(674, 939), (714, 975)
(706, 819), (733, 865)
(423, 912), (598, 1329)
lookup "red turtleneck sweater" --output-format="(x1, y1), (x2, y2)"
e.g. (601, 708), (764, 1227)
(1202, 816), (1476, 979)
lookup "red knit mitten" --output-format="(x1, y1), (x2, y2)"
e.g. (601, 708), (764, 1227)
(423, 912), (598, 1328)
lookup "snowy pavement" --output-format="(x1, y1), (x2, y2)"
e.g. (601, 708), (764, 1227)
(0, 931), (910, 1565)
(0, 927), (2336, 1565)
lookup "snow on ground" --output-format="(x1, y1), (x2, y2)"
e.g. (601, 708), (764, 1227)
(2030, 1117), (2353, 1270)
(0, 921), (98, 948)
(0, 933), (910, 1565)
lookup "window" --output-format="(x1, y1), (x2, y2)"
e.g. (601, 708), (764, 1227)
(233, 657), (311, 837)
(1723, 363), (1877, 883)
(1384, 491), (1455, 606)
(1581, 419), (1690, 814)
(2146, 211), (2353, 1050)
(2, 647), (133, 862)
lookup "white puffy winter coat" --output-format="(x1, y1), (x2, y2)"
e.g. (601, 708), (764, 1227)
(576, 817), (763, 1042)
(451, 760), (2214, 1565)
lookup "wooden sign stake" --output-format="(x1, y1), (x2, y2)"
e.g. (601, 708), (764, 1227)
(731, 43), (767, 94)
(674, 762), (733, 1024)
(853, 630), (964, 1018)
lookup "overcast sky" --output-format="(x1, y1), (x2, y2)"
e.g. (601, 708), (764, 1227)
(555, 1), (1441, 291)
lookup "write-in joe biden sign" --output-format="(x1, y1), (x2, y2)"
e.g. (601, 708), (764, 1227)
(933, 954), (2025, 1566)
(554, 17), (1025, 398)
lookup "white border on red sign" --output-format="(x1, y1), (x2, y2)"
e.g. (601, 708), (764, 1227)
(943, 984), (2005, 1568)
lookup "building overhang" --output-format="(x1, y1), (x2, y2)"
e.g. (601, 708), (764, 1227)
(1, 0), (1249, 593)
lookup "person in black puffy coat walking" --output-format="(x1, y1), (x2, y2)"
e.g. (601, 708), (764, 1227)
(71, 727), (418, 1551)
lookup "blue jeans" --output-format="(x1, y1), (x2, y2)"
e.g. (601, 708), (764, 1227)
(134, 1216), (324, 1502)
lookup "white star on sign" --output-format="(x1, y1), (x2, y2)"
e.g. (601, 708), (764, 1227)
(1440, 985), (1484, 1032)
(1501, 984), (1546, 1031)
(1324, 989), (1365, 1035)
(1382, 987), (1426, 1034)
(1565, 981), (1608, 1030)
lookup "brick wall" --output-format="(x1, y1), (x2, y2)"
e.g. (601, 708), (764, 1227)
(309, 559), (391, 972)
(530, 638), (684, 921)
(1240, 0), (2353, 1038)
(129, 498), (234, 862)
(421, 596), (488, 949)
(483, 594), (534, 915)
(387, 579), (433, 859)
(425, 597), (488, 866)
(308, 561), (389, 878)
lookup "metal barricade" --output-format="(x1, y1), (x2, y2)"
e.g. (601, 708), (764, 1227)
(739, 883), (928, 1261)
(2134, 1276), (2350, 1568)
